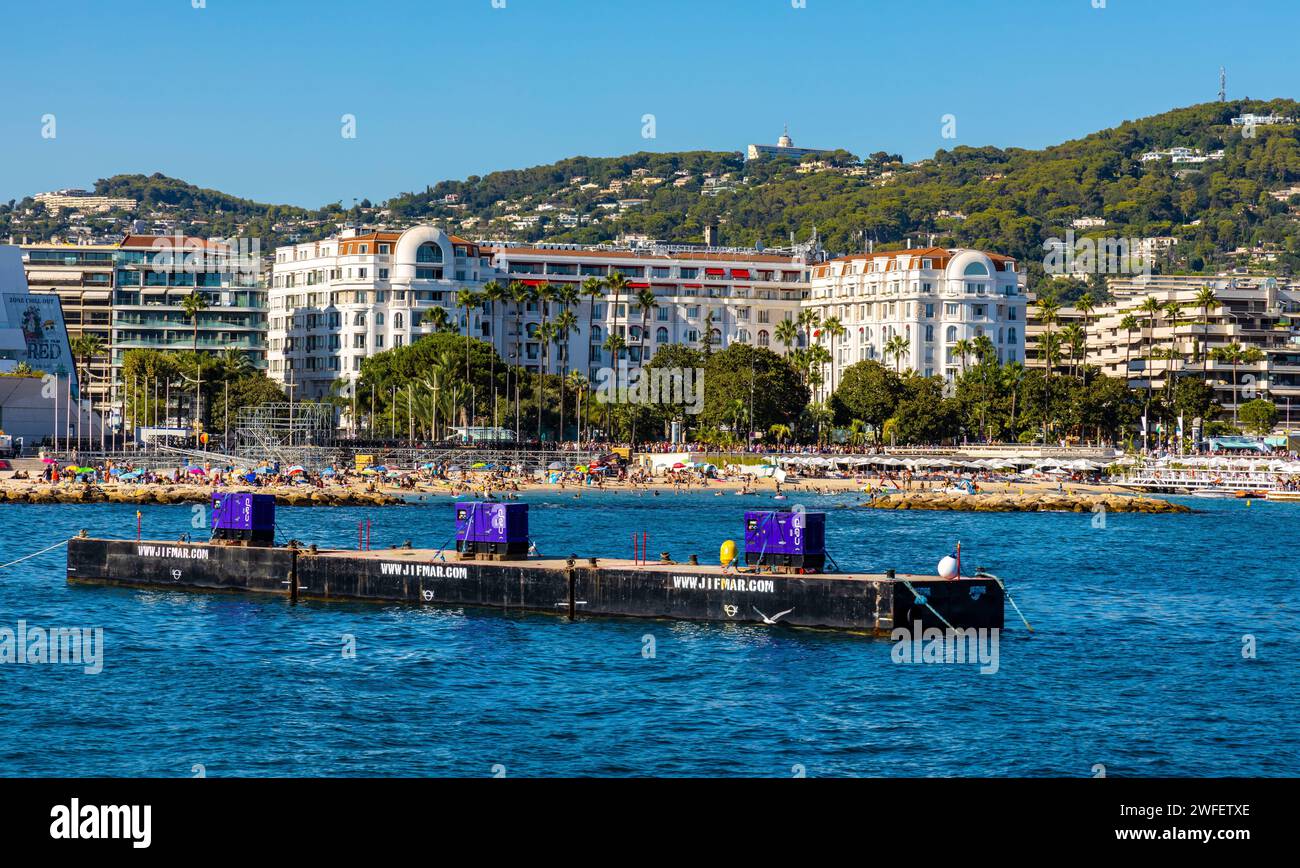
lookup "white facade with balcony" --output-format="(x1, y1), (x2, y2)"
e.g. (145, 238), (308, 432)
(806, 248), (1027, 392)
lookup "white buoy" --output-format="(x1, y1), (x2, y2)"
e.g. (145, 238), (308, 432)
(937, 554), (959, 579)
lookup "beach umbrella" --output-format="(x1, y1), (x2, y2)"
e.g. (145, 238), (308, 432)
(472, 462), (487, 469)
(189, 467), (206, 475)
(321, 468), (336, 476)
(575, 465), (588, 473)
(448, 465), (463, 473)
(420, 462), (436, 470)
(548, 462), (564, 470)
(672, 462), (686, 469)
(286, 465), (306, 475)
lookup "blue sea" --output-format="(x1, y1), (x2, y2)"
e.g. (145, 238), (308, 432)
(0, 490), (1296, 777)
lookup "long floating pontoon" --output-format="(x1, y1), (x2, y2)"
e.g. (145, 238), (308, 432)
(65, 496), (1004, 635)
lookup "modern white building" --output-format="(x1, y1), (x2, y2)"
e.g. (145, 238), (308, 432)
(806, 247), (1027, 391)
(745, 126), (843, 162)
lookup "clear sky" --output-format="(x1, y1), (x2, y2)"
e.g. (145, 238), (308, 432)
(2, 0), (1297, 208)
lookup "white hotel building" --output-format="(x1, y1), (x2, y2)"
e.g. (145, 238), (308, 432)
(267, 226), (1024, 402)
(267, 225), (811, 400)
(806, 247), (1026, 390)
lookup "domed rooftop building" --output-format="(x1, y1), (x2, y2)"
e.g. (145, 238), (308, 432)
(806, 246), (1026, 395)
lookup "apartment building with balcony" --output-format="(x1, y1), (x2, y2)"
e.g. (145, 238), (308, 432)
(266, 226), (816, 400)
(1025, 273), (1300, 422)
(20, 244), (116, 406)
(111, 234), (267, 381)
(267, 226), (492, 400)
(806, 248), (1027, 392)
(487, 242), (812, 378)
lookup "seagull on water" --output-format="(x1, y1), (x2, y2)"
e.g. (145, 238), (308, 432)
(753, 606), (794, 625)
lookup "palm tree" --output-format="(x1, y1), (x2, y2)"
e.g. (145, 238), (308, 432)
(508, 280), (531, 440)
(636, 287), (658, 365)
(1060, 323), (1085, 380)
(69, 333), (104, 447)
(797, 308), (820, 355)
(702, 310), (717, 356)
(1075, 291), (1095, 373)
(536, 320), (557, 442)
(953, 337), (974, 376)
(481, 280), (507, 429)
(822, 315), (846, 400)
(220, 346), (252, 380)
(1034, 292), (1061, 443)
(1210, 343), (1264, 424)
(601, 333), (626, 435)
(566, 370), (588, 444)
(1194, 285), (1218, 379)
(1138, 296), (1164, 408)
(769, 423), (792, 447)
(775, 318), (799, 356)
(1119, 313), (1139, 385)
(884, 334), (910, 373)
(1001, 361), (1026, 441)
(580, 276), (606, 443)
(457, 287), (480, 426)
(535, 281), (556, 377)
(181, 290), (209, 444)
(418, 305), (451, 334)
(553, 310), (579, 441)
(604, 271), (630, 359)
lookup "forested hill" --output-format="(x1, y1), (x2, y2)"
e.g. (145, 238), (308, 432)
(7, 98), (1300, 280)
(383, 98), (1300, 277)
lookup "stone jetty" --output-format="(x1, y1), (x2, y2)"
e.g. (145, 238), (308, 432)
(857, 491), (1192, 514)
(0, 483), (405, 507)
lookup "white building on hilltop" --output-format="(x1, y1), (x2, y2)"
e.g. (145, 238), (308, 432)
(806, 248), (1026, 392)
(745, 126), (843, 162)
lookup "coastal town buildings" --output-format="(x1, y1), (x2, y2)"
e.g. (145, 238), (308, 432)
(265, 226), (816, 400)
(33, 189), (138, 214)
(805, 247), (1027, 393)
(1024, 273), (1300, 423)
(19, 244), (115, 408)
(267, 227), (492, 401)
(16, 237), (265, 435)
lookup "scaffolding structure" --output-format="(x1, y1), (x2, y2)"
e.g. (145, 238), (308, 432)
(234, 403), (335, 466)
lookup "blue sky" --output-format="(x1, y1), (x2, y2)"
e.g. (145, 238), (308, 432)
(2, 0), (1297, 207)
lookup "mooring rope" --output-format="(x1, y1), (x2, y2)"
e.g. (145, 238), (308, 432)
(0, 538), (70, 570)
(900, 578), (955, 631)
(978, 572), (1035, 633)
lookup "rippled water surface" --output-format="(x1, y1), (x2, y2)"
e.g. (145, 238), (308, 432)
(1, 490), (1295, 777)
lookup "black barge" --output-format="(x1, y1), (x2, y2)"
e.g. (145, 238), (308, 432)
(64, 539), (1003, 635)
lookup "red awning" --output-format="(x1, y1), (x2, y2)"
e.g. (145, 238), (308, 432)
(682, 283), (703, 289)
(705, 268), (725, 276)
(521, 279), (546, 286)
(628, 282), (650, 289)
(731, 269), (750, 278)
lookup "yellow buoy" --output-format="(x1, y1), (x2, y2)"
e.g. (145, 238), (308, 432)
(720, 539), (737, 567)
